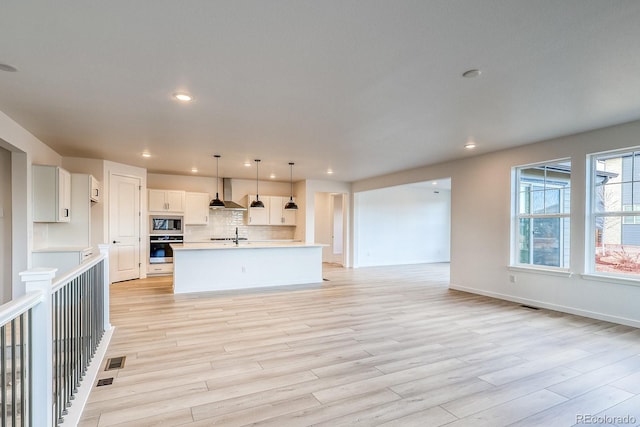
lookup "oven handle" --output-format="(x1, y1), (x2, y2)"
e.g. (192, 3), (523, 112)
(150, 239), (183, 243)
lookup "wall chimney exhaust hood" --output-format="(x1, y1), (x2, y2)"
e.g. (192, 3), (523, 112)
(211, 178), (246, 210)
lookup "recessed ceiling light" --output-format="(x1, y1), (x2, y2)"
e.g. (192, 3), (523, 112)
(462, 69), (481, 78)
(432, 181), (438, 186)
(0, 63), (18, 72)
(464, 141), (477, 150)
(191, 167), (198, 173)
(327, 169), (334, 175)
(270, 173), (276, 179)
(142, 152), (151, 158)
(244, 161), (252, 167)
(173, 92), (193, 102)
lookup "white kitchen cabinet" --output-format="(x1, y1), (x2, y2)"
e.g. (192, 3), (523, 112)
(245, 194), (270, 225)
(245, 195), (296, 226)
(147, 262), (173, 275)
(269, 196), (297, 226)
(148, 189), (185, 213)
(32, 247), (94, 277)
(185, 192), (210, 225)
(90, 175), (101, 202)
(33, 165), (71, 222)
(47, 174), (100, 247)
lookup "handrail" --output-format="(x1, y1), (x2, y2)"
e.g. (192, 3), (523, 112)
(0, 289), (44, 326)
(16, 243), (111, 427)
(52, 252), (107, 293)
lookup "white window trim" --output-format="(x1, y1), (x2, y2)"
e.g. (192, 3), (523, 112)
(586, 146), (640, 278)
(509, 265), (572, 277)
(511, 158), (571, 270)
(581, 273), (640, 288)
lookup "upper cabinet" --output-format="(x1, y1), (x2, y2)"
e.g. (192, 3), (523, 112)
(270, 196), (297, 226)
(47, 173), (98, 247)
(246, 195), (296, 226)
(245, 194), (270, 225)
(33, 165), (71, 222)
(184, 192), (210, 225)
(90, 175), (100, 202)
(148, 189), (185, 213)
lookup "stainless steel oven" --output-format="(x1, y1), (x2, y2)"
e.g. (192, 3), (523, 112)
(150, 215), (183, 235)
(149, 235), (183, 264)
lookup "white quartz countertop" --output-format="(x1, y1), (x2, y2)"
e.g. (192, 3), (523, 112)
(172, 242), (324, 251)
(32, 246), (92, 253)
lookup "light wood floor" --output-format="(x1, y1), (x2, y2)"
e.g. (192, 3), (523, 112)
(79, 263), (640, 426)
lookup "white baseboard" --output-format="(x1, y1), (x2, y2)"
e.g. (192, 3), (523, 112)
(449, 284), (640, 328)
(64, 326), (115, 426)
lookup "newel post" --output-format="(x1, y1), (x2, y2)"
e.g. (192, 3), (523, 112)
(20, 267), (57, 427)
(99, 244), (112, 330)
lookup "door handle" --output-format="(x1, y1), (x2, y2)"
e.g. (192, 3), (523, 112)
(113, 240), (121, 244)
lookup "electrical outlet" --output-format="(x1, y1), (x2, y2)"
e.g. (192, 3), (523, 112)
(509, 274), (517, 283)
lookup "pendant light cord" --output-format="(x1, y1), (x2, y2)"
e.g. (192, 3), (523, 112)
(255, 159), (260, 199)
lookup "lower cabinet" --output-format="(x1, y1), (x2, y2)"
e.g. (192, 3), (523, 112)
(32, 247), (94, 277)
(147, 263), (173, 275)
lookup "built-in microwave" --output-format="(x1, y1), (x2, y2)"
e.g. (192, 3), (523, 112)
(150, 215), (183, 235)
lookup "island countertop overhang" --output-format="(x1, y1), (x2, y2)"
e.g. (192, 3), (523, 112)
(171, 241), (325, 251)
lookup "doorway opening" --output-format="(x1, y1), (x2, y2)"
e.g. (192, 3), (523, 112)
(314, 192), (347, 267)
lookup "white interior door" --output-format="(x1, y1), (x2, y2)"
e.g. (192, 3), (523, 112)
(109, 174), (141, 282)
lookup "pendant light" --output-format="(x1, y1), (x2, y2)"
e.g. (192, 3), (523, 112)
(284, 162), (298, 210)
(209, 154), (225, 208)
(250, 159), (265, 208)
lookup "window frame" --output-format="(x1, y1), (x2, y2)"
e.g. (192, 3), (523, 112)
(511, 158), (571, 272)
(586, 147), (640, 281)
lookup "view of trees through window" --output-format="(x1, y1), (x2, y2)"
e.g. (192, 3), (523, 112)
(593, 150), (640, 277)
(515, 161), (571, 268)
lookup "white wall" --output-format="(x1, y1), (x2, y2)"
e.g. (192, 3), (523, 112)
(354, 184), (451, 267)
(0, 147), (11, 302)
(0, 111), (62, 298)
(353, 119), (640, 327)
(314, 193), (333, 261)
(333, 195), (344, 259)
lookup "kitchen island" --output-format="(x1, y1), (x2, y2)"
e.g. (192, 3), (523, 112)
(171, 241), (324, 294)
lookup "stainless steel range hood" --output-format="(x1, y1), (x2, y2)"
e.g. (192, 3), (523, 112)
(210, 178), (246, 210)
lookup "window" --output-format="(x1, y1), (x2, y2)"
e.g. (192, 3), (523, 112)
(589, 149), (640, 278)
(513, 160), (571, 269)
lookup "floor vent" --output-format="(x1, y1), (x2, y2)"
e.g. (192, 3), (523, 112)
(521, 304), (540, 310)
(97, 378), (114, 387)
(105, 356), (126, 371)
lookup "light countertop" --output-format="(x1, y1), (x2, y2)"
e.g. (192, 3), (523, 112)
(32, 246), (93, 253)
(172, 242), (324, 251)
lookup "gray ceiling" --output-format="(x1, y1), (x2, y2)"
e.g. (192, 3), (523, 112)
(2, 1), (640, 183)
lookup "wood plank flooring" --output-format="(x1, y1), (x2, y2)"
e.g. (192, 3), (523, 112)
(79, 263), (640, 426)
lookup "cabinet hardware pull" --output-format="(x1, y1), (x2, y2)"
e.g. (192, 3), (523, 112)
(113, 240), (120, 244)
(64, 208), (69, 217)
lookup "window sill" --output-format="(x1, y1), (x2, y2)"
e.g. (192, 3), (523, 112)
(580, 273), (640, 288)
(508, 265), (573, 277)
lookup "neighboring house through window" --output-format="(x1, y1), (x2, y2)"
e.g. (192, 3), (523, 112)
(589, 148), (640, 278)
(512, 160), (571, 269)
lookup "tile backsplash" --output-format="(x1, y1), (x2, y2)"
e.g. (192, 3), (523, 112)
(184, 210), (295, 242)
